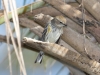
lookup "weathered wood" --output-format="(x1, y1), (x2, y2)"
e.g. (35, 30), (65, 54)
(33, 14), (100, 62)
(43, 0), (100, 44)
(23, 37), (100, 75)
(77, 0), (100, 22)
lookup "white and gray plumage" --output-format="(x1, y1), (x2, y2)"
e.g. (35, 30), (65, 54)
(35, 15), (67, 64)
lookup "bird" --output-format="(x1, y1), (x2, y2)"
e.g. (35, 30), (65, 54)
(34, 15), (67, 64)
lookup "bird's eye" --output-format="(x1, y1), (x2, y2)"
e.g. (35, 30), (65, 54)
(60, 21), (62, 23)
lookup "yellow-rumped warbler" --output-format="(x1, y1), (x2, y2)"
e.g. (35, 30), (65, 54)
(35, 15), (67, 64)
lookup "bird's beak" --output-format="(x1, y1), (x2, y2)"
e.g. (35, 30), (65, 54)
(64, 24), (67, 27)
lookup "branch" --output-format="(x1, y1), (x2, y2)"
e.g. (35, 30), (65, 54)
(20, 6), (84, 34)
(0, 34), (39, 52)
(22, 37), (100, 75)
(0, 34), (100, 75)
(33, 14), (100, 62)
(43, 0), (100, 44)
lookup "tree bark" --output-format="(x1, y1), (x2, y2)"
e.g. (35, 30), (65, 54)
(42, 0), (100, 44)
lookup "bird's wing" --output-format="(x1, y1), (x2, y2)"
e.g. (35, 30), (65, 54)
(40, 24), (48, 41)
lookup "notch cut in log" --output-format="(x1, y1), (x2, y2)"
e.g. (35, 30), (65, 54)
(43, 0), (100, 44)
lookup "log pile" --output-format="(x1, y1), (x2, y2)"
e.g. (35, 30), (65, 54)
(3, 0), (100, 75)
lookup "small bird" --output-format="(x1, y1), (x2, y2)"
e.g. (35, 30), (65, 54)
(35, 15), (67, 64)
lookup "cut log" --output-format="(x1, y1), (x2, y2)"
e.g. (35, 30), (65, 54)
(23, 37), (100, 75)
(33, 14), (100, 62)
(42, 0), (100, 44)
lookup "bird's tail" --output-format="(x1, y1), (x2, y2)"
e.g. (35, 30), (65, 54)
(34, 51), (44, 64)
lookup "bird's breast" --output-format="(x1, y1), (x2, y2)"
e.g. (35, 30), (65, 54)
(45, 27), (63, 43)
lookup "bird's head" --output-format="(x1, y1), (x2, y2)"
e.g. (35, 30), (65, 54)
(51, 15), (67, 28)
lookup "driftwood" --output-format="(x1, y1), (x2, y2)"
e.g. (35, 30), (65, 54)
(43, 0), (100, 44)
(22, 37), (100, 75)
(77, 0), (100, 22)
(33, 14), (100, 62)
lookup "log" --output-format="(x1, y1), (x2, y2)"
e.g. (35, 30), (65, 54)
(43, 0), (100, 44)
(33, 14), (100, 62)
(77, 0), (100, 22)
(23, 37), (100, 75)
